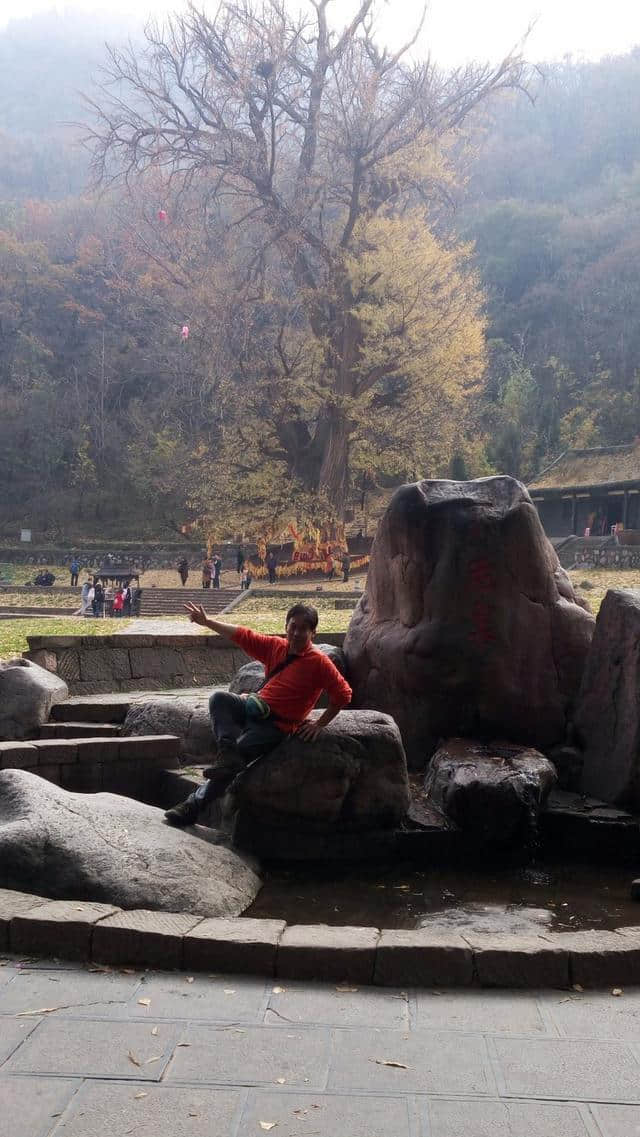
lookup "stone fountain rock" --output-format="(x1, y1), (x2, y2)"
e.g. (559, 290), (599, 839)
(0, 769), (261, 917)
(344, 476), (594, 768)
(424, 738), (556, 847)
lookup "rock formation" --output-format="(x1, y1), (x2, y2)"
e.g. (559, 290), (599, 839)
(0, 658), (68, 740)
(230, 709), (409, 832)
(0, 769), (261, 917)
(576, 589), (640, 810)
(344, 476), (594, 767)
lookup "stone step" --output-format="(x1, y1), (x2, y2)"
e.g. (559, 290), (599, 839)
(51, 700), (131, 724)
(0, 734), (180, 769)
(38, 722), (121, 739)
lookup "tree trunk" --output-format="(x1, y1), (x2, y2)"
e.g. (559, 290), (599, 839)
(317, 405), (350, 519)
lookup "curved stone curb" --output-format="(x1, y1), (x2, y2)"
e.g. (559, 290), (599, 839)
(3, 887), (640, 987)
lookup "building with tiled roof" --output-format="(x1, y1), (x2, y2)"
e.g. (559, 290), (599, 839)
(528, 442), (640, 536)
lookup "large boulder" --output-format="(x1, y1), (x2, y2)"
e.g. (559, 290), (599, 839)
(123, 697), (213, 762)
(0, 769), (261, 917)
(0, 658), (68, 740)
(229, 643), (348, 701)
(231, 709), (409, 832)
(344, 477), (594, 767)
(576, 589), (640, 810)
(424, 738), (556, 846)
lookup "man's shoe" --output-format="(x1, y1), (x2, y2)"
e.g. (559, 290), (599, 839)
(164, 799), (199, 827)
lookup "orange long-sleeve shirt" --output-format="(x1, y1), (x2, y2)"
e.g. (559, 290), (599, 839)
(231, 627), (352, 732)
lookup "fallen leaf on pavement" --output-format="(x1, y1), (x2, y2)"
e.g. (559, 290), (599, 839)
(372, 1058), (409, 1069)
(612, 987), (623, 996)
(275, 1077), (286, 1084)
(138, 998), (151, 1007)
(259, 1123), (278, 1131)
(572, 984), (584, 993)
(272, 986), (286, 994)
(120, 968), (136, 975)
(134, 1092), (148, 1100)
(151, 1026), (159, 1036)
(224, 989), (236, 995)
(145, 1055), (163, 1064)
(16, 1007), (61, 1016)
(177, 1042), (191, 1047)
(186, 977), (194, 984)
(335, 986), (358, 993)
(127, 1051), (142, 1067)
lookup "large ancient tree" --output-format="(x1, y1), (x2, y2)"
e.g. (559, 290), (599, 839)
(88, 0), (526, 522)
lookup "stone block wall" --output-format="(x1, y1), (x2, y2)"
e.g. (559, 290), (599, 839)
(24, 632), (347, 695)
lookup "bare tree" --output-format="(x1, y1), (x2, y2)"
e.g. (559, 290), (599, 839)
(86, 0), (528, 519)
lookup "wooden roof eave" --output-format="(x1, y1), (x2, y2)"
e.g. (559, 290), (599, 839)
(529, 478), (640, 497)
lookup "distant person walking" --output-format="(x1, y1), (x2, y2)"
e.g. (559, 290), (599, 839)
(236, 547), (244, 574)
(92, 580), (105, 618)
(266, 549), (277, 585)
(240, 563), (252, 591)
(341, 552), (350, 583)
(178, 557), (189, 587)
(202, 558), (213, 589)
(122, 583), (132, 617)
(212, 554), (222, 589)
(74, 578), (93, 616)
(70, 558), (80, 587)
(113, 588), (124, 617)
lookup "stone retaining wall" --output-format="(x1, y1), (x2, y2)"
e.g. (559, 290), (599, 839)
(573, 546), (640, 569)
(23, 632), (347, 695)
(0, 734), (179, 800)
(2, 886), (640, 986)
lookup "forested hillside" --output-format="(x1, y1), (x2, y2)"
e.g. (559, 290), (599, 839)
(0, 9), (638, 540)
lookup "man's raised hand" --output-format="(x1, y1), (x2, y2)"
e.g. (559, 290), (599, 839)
(184, 602), (208, 626)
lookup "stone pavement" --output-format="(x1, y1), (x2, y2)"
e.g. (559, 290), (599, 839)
(0, 956), (639, 1136)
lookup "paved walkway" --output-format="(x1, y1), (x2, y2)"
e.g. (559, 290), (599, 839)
(0, 955), (636, 1135)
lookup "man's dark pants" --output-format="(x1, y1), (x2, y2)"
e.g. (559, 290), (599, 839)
(188, 691), (286, 811)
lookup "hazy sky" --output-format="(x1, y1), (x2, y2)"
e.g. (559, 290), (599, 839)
(0, 0), (638, 66)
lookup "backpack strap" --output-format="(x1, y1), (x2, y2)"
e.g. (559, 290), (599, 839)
(258, 653), (297, 689)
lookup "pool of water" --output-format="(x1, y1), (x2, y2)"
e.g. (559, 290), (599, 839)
(245, 861), (640, 933)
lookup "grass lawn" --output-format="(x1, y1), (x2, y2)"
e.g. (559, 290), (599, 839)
(0, 590), (77, 609)
(568, 568), (640, 616)
(0, 618), (131, 661)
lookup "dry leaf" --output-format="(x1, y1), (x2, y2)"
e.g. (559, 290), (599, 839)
(272, 986), (286, 994)
(275, 1077), (286, 1084)
(177, 1042), (191, 1047)
(134, 1092), (148, 1100)
(121, 968), (136, 975)
(138, 998), (151, 1007)
(612, 987), (623, 996)
(335, 986), (358, 993)
(186, 976), (195, 984)
(151, 1026), (159, 1037)
(224, 989), (236, 995)
(372, 1058), (409, 1069)
(16, 1007), (61, 1016)
(127, 1051), (142, 1067)
(572, 984), (584, 993)
(145, 1055), (163, 1064)
(188, 1111), (199, 1118)
(259, 1124), (278, 1132)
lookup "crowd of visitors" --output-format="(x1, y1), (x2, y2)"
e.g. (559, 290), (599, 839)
(74, 577), (141, 618)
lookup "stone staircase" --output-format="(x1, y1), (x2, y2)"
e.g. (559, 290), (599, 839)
(139, 587), (241, 617)
(0, 698), (182, 805)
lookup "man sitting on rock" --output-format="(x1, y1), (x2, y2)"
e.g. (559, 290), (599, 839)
(164, 602), (352, 826)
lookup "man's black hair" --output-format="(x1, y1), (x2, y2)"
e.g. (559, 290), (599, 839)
(285, 603), (319, 631)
